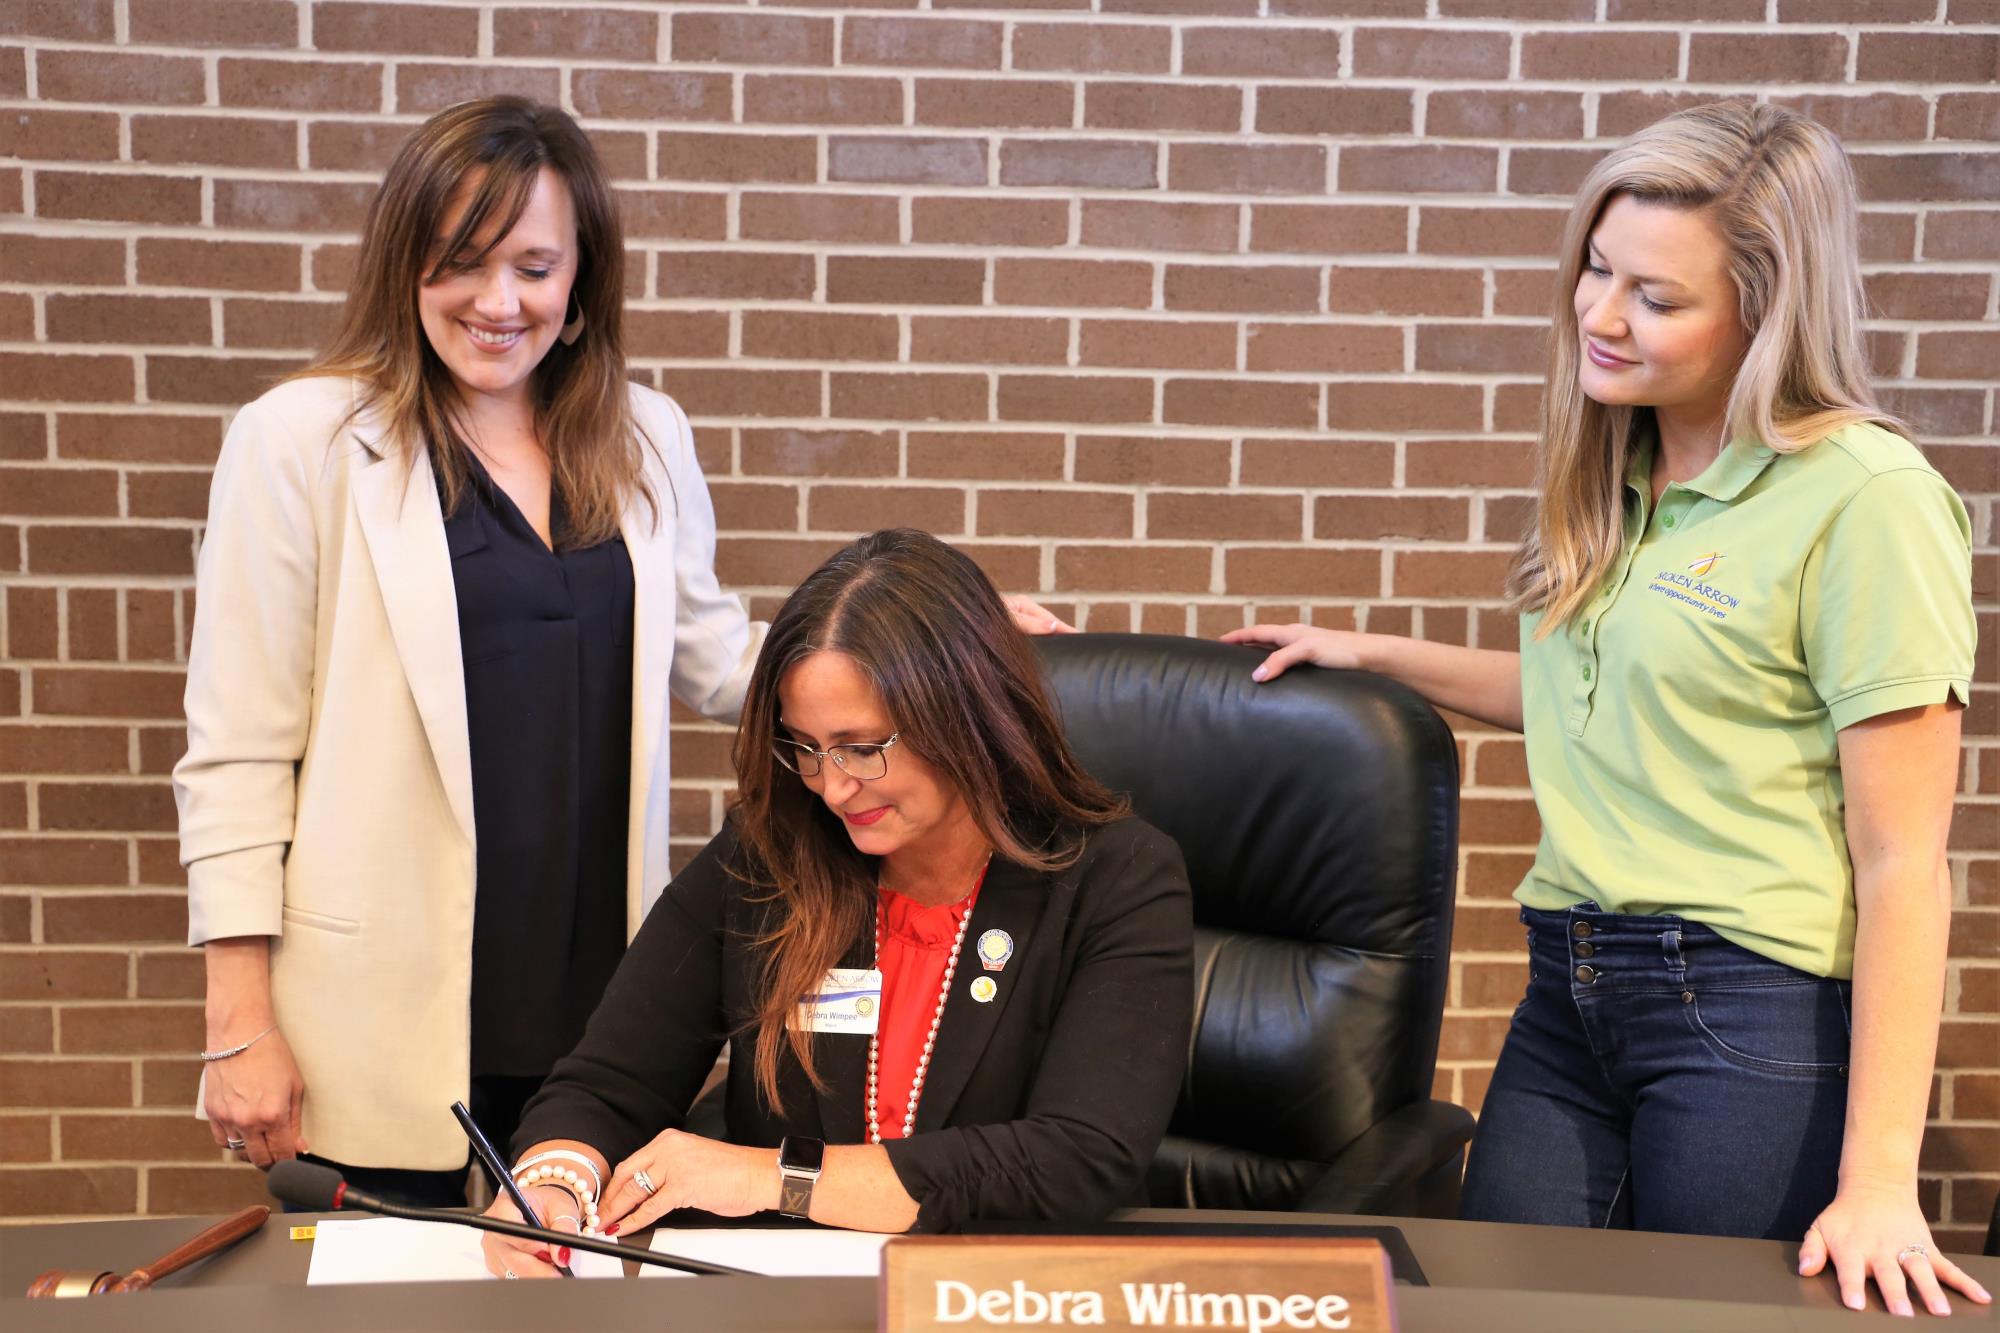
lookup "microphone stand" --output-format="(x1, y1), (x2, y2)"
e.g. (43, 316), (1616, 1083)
(330, 1188), (755, 1277)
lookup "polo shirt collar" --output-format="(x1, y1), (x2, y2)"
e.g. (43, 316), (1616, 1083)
(1621, 418), (1776, 505)
(1681, 434), (1778, 503)
(1623, 429), (1652, 496)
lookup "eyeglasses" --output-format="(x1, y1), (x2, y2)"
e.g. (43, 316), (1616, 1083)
(772, 733), (900, 781)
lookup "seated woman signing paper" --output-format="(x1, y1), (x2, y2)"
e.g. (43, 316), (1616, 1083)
(480, 529), (1193, 1275)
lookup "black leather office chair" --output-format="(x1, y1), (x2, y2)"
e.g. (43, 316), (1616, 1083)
(1034, 633), (1474, 1219)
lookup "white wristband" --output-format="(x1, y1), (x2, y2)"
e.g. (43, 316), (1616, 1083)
(514, 1149), (602, 1200)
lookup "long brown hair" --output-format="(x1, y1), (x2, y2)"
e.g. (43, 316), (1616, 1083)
(730, 529), (1126, 1110)
(294, 96), (653, 546)
(1507, 100), (1900, 634)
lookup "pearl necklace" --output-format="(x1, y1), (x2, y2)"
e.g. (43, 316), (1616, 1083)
(865, 862), (986, 1145)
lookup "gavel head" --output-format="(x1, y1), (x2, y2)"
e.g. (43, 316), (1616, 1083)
(24, 1269), (121, 1298)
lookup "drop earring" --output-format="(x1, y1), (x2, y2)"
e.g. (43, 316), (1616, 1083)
(559, 293), (586, 346)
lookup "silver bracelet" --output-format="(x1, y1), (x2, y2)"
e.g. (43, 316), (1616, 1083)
(200, 1024), (277, 1062)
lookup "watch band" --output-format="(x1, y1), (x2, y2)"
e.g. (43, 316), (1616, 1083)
(778, 1173), (815, 1218)
(777, 1136), (824, 1219)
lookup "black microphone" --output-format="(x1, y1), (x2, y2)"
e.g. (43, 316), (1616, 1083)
(268, 1159), (754, 1277)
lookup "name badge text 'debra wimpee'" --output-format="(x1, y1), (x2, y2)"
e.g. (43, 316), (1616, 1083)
(797, 968), (884, 1036)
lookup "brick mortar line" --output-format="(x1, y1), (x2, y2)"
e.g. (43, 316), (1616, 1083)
(0, 354), (1797, 386)
(0, 476), (1548, 499)
(10, 350), (1989, 378)
(4, 128), (1995, 156)
(19, 33), (2000, 67)
(9, 324), (1996, 349)
(18, 256), (1999, 283)
(15, 75), (2000, 96)
(28, 12), (2000, 33)
(4, 199), (1989, 220)
(7, 999), (201, 1010)
(0, 381), (1563, 400)
(5, 221), (1992, 252)
(16, 334), (1997, 363)
(0, 573), (1551, 589)
(0, 417), (1583, 441)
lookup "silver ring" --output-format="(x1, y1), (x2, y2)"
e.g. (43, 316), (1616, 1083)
(504, 1269), (519, 1280)
(225, 1136), (248, 1149)
(1897, 1245), (1930, 1264)
(633, 1168), (657, 1197)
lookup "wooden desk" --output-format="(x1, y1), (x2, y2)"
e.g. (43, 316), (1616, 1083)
(5, 1207), (1995, 1330)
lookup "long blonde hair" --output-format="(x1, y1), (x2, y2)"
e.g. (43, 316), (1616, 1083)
(293, 96), (653, 546)
(1507, 100), (1902, 633)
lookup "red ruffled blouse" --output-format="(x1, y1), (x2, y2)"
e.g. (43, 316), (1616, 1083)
(870, 867), (987, 1140)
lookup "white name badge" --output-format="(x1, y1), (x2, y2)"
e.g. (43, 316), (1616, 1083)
(797, 968), (883, 1035)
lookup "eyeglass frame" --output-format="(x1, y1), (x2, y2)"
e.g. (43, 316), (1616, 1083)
(771, 732), (901, 780)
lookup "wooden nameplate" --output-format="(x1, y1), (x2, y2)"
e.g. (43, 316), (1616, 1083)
(882, 1235), (1396, 1332)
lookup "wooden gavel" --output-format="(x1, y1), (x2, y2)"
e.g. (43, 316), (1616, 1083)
(25, 1204), (270, 1297)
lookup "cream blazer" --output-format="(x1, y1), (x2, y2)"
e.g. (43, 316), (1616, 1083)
(174, 375), (763, 1168)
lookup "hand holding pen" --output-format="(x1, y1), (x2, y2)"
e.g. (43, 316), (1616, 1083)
(452, 1100), (576, 1279)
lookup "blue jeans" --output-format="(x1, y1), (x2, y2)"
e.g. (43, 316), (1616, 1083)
(1459, 904), (1850, 1239)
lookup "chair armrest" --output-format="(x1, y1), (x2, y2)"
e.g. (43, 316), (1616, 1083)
(1295, 1099), (1476, 1217)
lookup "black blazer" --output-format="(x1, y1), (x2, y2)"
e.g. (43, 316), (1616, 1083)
(513, 814), (1193, 1232)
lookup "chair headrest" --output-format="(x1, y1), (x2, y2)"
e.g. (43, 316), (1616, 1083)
(1034, 633), (1459, 958)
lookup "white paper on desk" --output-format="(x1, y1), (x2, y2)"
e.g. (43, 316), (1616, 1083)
(306, 1216), (623, 1283)
(643, 1227), (890, 1278)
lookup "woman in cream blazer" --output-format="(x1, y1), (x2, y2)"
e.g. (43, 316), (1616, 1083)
(176, 374), (759, 1176)
(175, 98), (763, 1198)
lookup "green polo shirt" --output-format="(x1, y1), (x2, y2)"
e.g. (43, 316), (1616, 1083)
(1515, 420), (1975, 978)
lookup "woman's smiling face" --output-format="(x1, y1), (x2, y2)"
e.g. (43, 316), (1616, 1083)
(415, 165), (577, 407)
(776, 650), (972, 865)
(1573, 193), (1749, 421)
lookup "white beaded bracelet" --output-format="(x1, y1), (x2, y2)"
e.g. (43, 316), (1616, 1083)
(513, 1149), (602, 1200)
(514, 1163), (601, 1235)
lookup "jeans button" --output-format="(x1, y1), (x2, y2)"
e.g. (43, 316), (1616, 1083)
(1574, 964), (1598, 984)
(1573, 940), (1596, 959)
(1571, 920), (1593, 939)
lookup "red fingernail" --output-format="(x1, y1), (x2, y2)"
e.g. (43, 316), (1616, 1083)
(603, 1222), (619, 1236)
(558, 1247), (572, 1266)
(534, 1249), (552, 1263)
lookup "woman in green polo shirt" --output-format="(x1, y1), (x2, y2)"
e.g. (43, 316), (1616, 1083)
(1227, 102), (1986, 1318)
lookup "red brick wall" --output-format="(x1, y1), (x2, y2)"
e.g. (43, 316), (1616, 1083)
(1, 2), (1994, 1243)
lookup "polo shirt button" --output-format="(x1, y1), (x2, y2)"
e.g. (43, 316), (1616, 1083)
(1663, 514), (1677, 528)
(1580, 665), (1592, 681)
(1574, 964), (1599, 984)
(1580, 619), (1592, 634)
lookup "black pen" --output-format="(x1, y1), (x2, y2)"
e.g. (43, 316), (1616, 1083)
(451, 1100), (576, 1279)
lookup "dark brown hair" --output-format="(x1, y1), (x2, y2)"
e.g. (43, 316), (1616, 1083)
(293, 96), (652, 546)
(731, 529), (1126, 1110)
